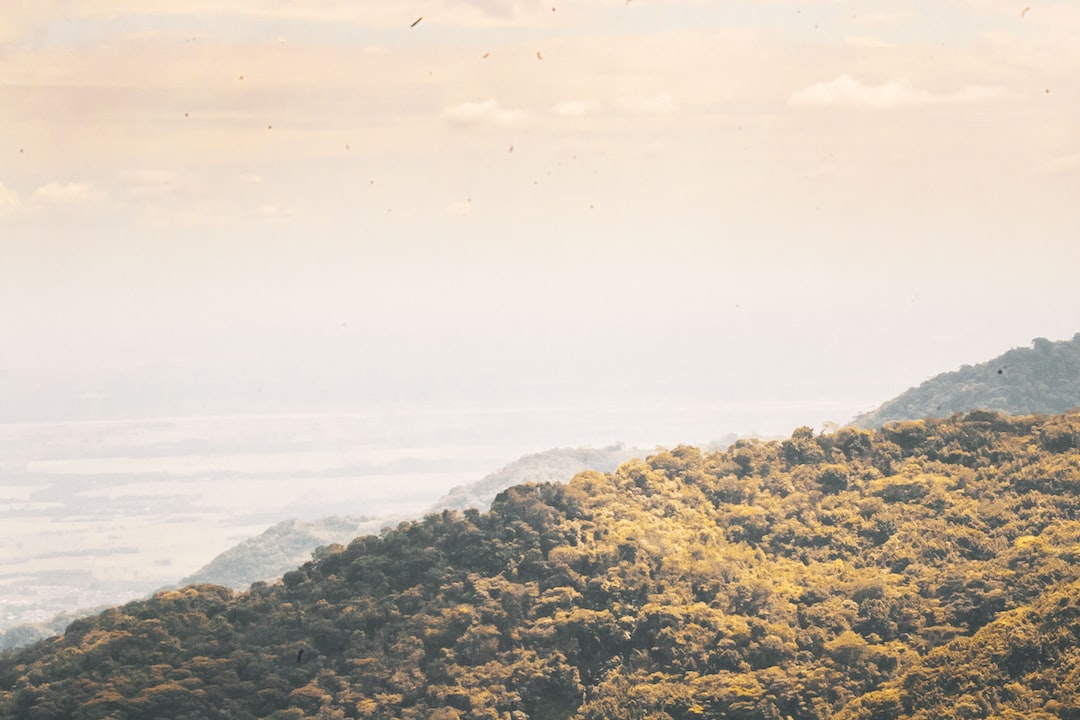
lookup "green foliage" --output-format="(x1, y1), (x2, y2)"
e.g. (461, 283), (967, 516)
(5, 411), (1080, 719)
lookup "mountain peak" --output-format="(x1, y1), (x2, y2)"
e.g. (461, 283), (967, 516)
(850, 333), (1080, 428)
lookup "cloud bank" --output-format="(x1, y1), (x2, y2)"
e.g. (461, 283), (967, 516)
(789, 74), (1005, 109)
(33, 182), (104, 205)
(0, 183), (19, 217)
(442, 99), (526, 126)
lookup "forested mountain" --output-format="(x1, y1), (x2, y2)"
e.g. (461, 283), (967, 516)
(5, 411), (1080, 719)
(1, 446), (649, 653)
(184, 445), (644, 590)
(851, 333), (1080, 427)
(0, 610), (94, 654)
(180, 516), (400, 591)
(425, 444), (642, 513)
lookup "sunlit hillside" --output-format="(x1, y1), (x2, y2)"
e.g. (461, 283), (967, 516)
(4, 411), (1080, 719)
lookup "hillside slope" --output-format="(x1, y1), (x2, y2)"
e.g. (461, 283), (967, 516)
(180, 515), (400, 590)
(850, 333), (1080, 427)
(183, 444), (643, 590)
(4, 411), (1080, 719)
(424, 443), (641, 512)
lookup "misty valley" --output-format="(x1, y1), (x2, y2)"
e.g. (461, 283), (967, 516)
(2, 336), (1080, 718)
(1, 399), (801, 638)
(0, 413), (522, 633)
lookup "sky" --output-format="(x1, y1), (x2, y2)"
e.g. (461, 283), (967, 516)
(2, 0), (1079, 434)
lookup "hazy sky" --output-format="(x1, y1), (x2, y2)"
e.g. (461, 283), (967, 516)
(2, 0), (1078, 430)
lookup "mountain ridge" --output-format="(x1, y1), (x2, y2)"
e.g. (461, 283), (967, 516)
(850, 333), (1080, 427)
(5, 410), (1080, 719)
(180, 443), (647, 591)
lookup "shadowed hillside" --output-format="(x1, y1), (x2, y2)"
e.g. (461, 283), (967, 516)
(4, 411), (1080, 719)
(850, 333), (1080, 428)
(180, 516), (400, 590)
(1, 446), (650, 652)
(182, 445), (644, 591)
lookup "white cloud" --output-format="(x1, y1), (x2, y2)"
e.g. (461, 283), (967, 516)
(123, 170), (191, 198)
(445, 199), (475, 217)
(553, 101), (589, 117)
(843, 35), (896, 49)
(789, 74), (1006, 109)
(441, 99), (525, 126)
(0, 183), (19, 217)
(53, 0), (558, 31)
(255, 203), (291, 220)
(805, 163), (841, 179)
(616, 92), (678, 115)
(1041, 152), (1080, 175)
(32, 182), (104, 205)
(0, 6), (56, 43)
(450, 0), (546, 21)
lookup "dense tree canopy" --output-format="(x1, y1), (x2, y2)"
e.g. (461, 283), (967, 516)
(4, 410), (1080, 719)
(181, 445), (643, 592)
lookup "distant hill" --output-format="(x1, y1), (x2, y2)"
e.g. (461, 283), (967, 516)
(0, 610), (92, 653)
(424, 443), (642, 512)
(1, 445), (648, 652)
(1, 518), (403, 651)
(850, 332), (1080, 427)
(6, 411), (1080, 719)
(179, 515), (399, 590)
(182, 444), (645, 590)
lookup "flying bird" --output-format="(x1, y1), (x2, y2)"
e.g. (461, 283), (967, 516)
(481, 51), (490, 59)
(1020, 6), (1030, 17)
(536, 50), (543, 60)
(411, 16), (423, 27)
